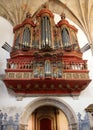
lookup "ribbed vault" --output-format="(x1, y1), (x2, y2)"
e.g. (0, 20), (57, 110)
(0, 0), (93, 53)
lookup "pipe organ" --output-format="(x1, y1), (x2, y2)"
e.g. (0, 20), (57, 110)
(3, 5), (91, 96)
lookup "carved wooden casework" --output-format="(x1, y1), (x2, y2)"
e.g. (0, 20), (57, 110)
(3, 6), (91, 96)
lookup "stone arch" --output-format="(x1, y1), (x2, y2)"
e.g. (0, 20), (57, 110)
(19, 97), (78, 130)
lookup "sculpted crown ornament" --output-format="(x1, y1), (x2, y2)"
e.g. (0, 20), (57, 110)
(61, 12), (66, 19)
(26, 12), (31, 18)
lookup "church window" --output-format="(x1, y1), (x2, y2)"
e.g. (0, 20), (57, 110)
(45, 60), (51, 76)
(34, 68), (38, 78)
(58, 69), (62, 78)
(15, 35), (20, 49)
(71, 31), (77, 45)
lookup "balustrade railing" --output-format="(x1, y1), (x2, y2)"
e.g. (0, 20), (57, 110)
(5, 60), (88, 79)
(7, 60), (87, 71)
(63, 61), (87, 70)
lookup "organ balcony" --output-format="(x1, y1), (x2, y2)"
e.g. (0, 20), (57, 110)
(3, 6), (91, 96)
(4, 48), (91, 96)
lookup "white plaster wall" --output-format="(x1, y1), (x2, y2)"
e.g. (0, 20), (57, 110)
(0, 15), (93, 119)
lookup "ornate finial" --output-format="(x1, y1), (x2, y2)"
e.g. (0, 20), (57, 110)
(43, 2), (49, 8)
(61, 12), (66, 19)
(26, 12), (31, 18)
(43, 4), (47, 8)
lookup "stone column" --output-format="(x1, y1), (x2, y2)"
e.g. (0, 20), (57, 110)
(34, 111), (37, 130)
(19, 124), (28, 130)
(69, 123), (78, 130)
(54, 108), (59, 130)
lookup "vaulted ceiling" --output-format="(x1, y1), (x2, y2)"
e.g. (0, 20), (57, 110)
(0, 0), (93, 53)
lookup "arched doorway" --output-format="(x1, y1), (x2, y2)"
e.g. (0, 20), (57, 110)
(19, 97), (78, 130)
(28, 105), (69, 130)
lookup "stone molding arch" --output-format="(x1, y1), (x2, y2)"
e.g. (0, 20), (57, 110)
(19, 97), (79, 130)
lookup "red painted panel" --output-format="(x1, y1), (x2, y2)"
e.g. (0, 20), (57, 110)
(40, 118), (51, 130)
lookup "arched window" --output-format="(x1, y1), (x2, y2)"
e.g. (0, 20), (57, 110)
(34, 68), (38, 78)
(71, 31), (77, 45)
(45, 60), (51, 76)
(71, 31), (79, 51)
(41, 16), (52, 48)
(22, 27), (31, 47)
(15, 35), (20, 49)
(61, 28), (70, 47)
